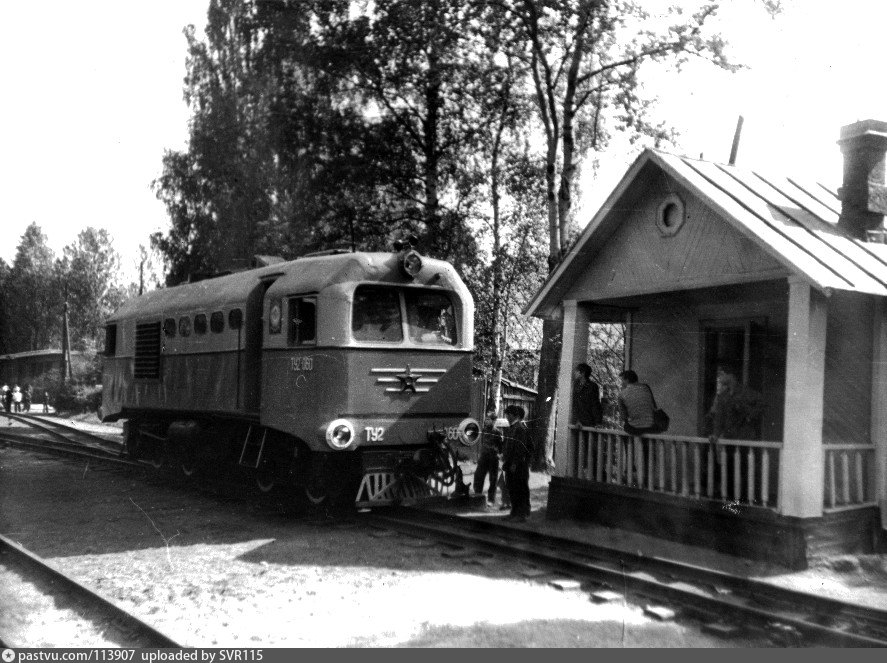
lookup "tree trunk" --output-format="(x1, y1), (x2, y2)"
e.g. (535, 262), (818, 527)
(488, 107), (507, 415)
(423, 9), (442, 239)
(545, 138), (560, 269)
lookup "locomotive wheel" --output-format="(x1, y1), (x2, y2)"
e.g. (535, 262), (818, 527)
(146, 451), (165, 470)
(142, 437), (167, 470)
(177, 441), (199, 480)
(179, 455), (197, 478)
(255, 469), (277, 494)
(303, 482), (328, 505)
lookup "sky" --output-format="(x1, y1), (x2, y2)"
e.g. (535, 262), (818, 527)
(3, 1), (887, 270)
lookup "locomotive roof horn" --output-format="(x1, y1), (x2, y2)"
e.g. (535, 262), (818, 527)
(393, 234), (419, 252)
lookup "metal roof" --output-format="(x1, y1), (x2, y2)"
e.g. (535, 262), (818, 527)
(108, 261), (288, 322)
(108, 251), (468, 323)
(525, 149), (887, 317)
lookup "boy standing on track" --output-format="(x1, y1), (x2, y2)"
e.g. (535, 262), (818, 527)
(502, 404), (533, 523)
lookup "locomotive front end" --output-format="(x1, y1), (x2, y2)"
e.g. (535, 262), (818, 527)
(260, 247), (478, 507)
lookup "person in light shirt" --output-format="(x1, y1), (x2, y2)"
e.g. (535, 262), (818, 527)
(617, 370), (656, 436)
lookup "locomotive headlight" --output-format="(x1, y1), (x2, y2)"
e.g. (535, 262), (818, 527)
(402, 250), (423, 278)
(457, 417), (481, 447)
(325, 418), (356, 450)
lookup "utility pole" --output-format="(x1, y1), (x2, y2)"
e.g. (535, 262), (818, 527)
(61, 284), (73, 384)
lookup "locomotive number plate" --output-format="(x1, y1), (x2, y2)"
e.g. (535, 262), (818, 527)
(365, 426), (385, 442)
(290, 357), (314, 371)
(445, 426), (460, 441)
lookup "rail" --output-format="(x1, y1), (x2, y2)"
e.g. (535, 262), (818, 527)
(368, 508), (887, 647)
(568, 426), (782, 509)
(823, 444), (878, 512)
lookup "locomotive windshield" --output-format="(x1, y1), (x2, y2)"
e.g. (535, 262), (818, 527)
(352, 286), (404, 342)
(351, 285), (457, 345)
(404, 290), (457, 345)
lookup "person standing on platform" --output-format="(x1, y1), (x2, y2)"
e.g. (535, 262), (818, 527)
(12, 385), (22, 413)
(43, 390), (50, 413)
(23, 384), (32, 413)
(706, 367), (764, 445)
(572, 363), (603, 427)
(502, 404), (533, 523)
(473, 409), (503, 506)
(1, 385), (9, 413)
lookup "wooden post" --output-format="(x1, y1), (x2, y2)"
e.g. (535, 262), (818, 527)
(871, 298), (887, 528)
(554, 301), (590, 477)
(780, 279), (827, 518)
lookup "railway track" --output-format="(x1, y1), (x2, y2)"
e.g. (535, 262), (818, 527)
(5, 415), (886, 646)
(0, 413), (140, 470)
(0, 534), (181, 647)
(0, 431), (136, 468)
(366, 508), (887, 647)
(3, 412), (123, 451)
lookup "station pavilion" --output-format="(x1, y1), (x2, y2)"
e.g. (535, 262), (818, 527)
(525, 120), (887, 568)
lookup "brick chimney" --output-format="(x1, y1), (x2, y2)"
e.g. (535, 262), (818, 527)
(838, 119), (887, 240)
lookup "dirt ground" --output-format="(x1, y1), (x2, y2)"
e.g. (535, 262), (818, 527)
(460, 458), (887, 611)
(0, 419), (769, 648)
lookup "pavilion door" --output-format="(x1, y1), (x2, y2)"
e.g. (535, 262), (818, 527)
(700, 319), (783, 439)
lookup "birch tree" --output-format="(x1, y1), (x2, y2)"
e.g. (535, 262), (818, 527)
(497, 0), (746, 468)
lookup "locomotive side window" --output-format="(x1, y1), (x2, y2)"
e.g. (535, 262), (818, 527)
(405, 290), (457, 345)
(104, 324), (117, 356)
(194, 313), (208, 335)
(178, 316), (191, 337)
(228, 308), (243, 330)
(210, 311), (225, 333)
(163, 318), (176, 338)
(352, 286), (403, 342)
(288, 297), (317, 346)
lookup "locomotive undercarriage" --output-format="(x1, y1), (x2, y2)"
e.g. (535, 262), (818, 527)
(122, 417), (468, 508)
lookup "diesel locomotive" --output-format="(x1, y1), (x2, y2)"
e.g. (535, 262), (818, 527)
(101, 245), (479, 506)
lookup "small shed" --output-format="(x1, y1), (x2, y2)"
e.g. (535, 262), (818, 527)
(525, 120), (887, 567)
(0, 349), (86, 387)
(469, 376), (538, 421)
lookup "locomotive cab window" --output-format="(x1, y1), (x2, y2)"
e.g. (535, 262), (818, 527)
(194, 313), (208, 335)
(352, 286), (403, 342)
(288, 297), (316, 346)
(228, 308), (243, 330)
(405, 290), (457, 345)
(163, 318), (176, 338)
(178, 316), (191, 337)
(104, 324), (117, 356)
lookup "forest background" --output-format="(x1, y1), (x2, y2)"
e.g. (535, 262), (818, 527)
(0, 0), (778, 464)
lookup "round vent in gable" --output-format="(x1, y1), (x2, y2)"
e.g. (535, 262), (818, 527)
(656, 194), (685, 236)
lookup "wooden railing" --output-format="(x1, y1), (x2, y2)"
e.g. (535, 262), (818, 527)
(568, 426), (782, 509)
(823, 444), (877, 512)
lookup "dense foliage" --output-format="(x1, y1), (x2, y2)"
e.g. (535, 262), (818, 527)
(3, 1), (778, 419)
(0, 224), (140, 412)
